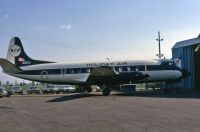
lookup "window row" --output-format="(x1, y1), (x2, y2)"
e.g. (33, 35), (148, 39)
(60, 66), (149, 74)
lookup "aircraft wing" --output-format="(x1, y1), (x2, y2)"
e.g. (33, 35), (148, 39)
(87, 66), (149, 84)
(86, 66), (117, 83)
(90, 66), (118, 77)
(0, 58), (23, 74)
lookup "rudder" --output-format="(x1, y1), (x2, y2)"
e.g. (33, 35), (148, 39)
(6, 37), (54, 67)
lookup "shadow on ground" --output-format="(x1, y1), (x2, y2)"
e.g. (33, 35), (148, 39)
(11, 95), (63, 98)
(46, 93), (102, 102)
(113, 91), (200, 99)
(46, 91), (200, 102)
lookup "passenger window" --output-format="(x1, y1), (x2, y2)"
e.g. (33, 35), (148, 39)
(130, 66), (135, 71)
(86, 69), (90, 73)
(82, 69), (86, 73)
(70, 69), (74, 74)
(66, 69), (70, 74)
(139, 66), (145, 71)
(115, 67), (119, 72)
(122, 67), (128, 71)
(74, 69), (82, 73)
(119, 67), (122, 72)
(135, 67), (139, 71)
(77, 69), (82, 73)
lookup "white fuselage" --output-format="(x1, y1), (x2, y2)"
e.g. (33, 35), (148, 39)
(9, 60), (182, 84)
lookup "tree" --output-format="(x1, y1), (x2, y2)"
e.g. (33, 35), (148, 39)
(6, 81), (9, 85)
(6, 81), (10, 89)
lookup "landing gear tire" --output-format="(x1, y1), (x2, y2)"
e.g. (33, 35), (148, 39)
(86, 87), (92, 93)
(102, 88), (111, 96)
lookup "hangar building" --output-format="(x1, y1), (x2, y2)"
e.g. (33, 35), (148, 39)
(172, 35), (200, 90)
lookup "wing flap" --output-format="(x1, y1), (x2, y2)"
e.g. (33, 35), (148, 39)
(0, 58), (23, 74)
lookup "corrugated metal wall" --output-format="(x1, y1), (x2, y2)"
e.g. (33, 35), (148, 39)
(172, 46), (195, 89)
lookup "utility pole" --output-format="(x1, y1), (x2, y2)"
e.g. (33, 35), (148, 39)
(156, 31), (164, 59)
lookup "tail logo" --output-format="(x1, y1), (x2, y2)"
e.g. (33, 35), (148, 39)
(10, 45), (21, 57)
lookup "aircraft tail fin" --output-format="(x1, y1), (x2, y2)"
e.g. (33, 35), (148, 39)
(0, 58), (23, 74)
(6, 37), (54, 67)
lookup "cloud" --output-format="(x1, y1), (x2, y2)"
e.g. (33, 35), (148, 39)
(4, 14), (8, 18)
(59, 24), (71, 30)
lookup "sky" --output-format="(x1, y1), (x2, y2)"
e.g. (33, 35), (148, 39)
(0, 0), (200, 83)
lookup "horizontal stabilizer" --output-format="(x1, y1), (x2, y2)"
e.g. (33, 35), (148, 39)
(0, 58), (23, 74)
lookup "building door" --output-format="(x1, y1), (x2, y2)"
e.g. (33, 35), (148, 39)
(194, 45), (200, 90)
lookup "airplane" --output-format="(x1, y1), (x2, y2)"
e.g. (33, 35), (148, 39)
(0, 37), (190, 96)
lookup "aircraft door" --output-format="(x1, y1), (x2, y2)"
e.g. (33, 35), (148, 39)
(61, 68), (66, 76)
(61, 68), (67, 82)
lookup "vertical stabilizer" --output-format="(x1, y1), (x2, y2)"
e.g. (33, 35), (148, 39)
(6, 37), (54, 67)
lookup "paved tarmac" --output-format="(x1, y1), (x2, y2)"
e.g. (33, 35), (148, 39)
(1, 92), (200, 132)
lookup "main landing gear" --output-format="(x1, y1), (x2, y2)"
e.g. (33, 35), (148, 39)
(102, 85), (111, 96)
(76, 85), (111, 96)
(102, 88), (111, 96)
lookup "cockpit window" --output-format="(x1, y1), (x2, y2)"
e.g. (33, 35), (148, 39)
(160, 60), (175, 70)
(161, 61), (174, 66)
(169, 62), (173, 66)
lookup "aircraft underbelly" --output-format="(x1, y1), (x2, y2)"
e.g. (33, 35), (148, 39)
(13, 73), (90, 83)
(13, 70), (181, 84)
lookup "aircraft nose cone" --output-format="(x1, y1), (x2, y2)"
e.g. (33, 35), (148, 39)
(180, 69), (190, 79)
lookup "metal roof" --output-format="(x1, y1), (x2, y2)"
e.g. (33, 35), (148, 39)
(172, 37), (200, 49)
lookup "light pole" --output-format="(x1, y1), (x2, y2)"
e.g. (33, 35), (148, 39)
(156, 31), (164, 59)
